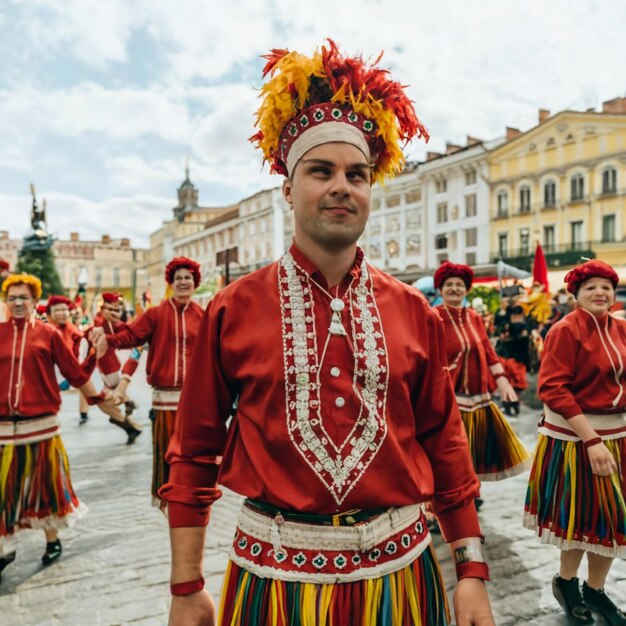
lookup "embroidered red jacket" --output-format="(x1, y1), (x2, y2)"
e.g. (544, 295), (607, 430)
(0, 318), (92, 417)
(93, 314), (125, 376)
(106, 299), (203, 389)
(539, 308), (626, 419)
(435, 305), (499, 406)
(160, 245), (481, 542)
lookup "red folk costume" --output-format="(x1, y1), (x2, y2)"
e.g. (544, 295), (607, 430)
(524, 261), (626, 557)
(160, 43), (483, 626)
(0, 276), (93, 551)
(106, 257), (203, 501)
(434, 263), (530, 481)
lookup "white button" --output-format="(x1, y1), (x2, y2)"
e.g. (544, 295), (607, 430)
(335, 397), (345, 408)
(330, 367), (340, 377)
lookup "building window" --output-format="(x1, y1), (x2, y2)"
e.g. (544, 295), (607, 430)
(602, 214), (616, 243)
(498, 233), (508, 257)
(519, 185), (531, 213)
(497, 190), (508, 217)
(113, 268), (120, 287)
(465, 194), (477, 217)
(465, 227), (477, 247)
(570, 221), (584, 249)
(405, 188), (421, 203)
(436, 202), (448, 223)
(466, 252), (477, 265)
(570, 173), (585, 201)
(435, 179), (447, 194)
(602, 167), (617, 195)
(465, 170), (477, 186)
(519, 228), (530, 255)
(543, 225), (555, 252)
(435, 234), (448, 250)
(544, 180), (556, 208)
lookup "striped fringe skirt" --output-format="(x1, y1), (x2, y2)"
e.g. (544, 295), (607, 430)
(151, 408), (176, 504)
(0, 435), (86, 538)
(219, 544), (449, 626)
(460, 400), (532, 481)
(523, 434), (626, 557)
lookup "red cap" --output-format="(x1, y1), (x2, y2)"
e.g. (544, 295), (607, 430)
(0, 259), (9, 271)
(434, 261), (474, 291)
(46, 295), (74, 314)
(36, 304), (47, 316)
(165, 257), (201, 288)
(102, 292), (123, 304)
(564, 260), (619, 296)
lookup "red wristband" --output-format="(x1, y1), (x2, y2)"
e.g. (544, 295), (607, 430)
(86, 391), (106, 406)
(493, 372), (507, 380)
(170, 576), (205, 596)
(456, 561), (490, 581)
(583, 436), (603, 449)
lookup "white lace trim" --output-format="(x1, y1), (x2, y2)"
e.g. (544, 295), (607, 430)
(279, 252), (389, 505)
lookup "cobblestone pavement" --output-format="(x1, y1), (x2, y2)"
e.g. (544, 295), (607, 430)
(1, 358), (624, 625)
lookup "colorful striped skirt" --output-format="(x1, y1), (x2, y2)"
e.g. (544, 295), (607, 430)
(460, 400), (532, 481)
(0, 434), (86, 538)
(523, 434), (626, 557)
(151, 408), (176, 504)
(219, 502), (450, 626)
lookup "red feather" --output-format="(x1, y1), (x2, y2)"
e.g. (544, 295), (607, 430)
(261, 48), (290, 77)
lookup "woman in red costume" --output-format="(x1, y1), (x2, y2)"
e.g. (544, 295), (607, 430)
(92, 257), (203, 504)
(434, 262), (531, 481)
(47, 295), (92, 422)
(524, 260), (626, 625)
(0, 275), (117, 583)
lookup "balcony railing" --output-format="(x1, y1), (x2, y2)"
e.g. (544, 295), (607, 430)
(492, 241), (599, 270)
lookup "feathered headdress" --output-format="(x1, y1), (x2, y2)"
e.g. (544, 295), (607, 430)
(1, 273), (43, 300)
(250, 40), (429, 184)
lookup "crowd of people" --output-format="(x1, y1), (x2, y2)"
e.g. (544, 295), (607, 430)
(1, 40), (625, 626)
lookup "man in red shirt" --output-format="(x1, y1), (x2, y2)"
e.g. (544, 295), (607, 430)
(92, 292), (142, 442)
(161, 42), (495, 626)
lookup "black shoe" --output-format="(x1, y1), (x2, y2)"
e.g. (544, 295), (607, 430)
(552, 575), (594, 624)
(0, 550), (16, 583)
(583, 582), (626, 626)
(475, 497), (484, 512)
(124, 400), (137, 418)
(79, 412), (89, 425)
(108, 416), (142, 444)
(42, 540), (62, 566)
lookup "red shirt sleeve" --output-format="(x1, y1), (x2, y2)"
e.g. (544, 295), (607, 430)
(538, 322), (582, 419)
(159, 297), (234, 527)
(413, 309), (482, 541)
(107, 308), (155, 348)
(51, 330), (92, 388)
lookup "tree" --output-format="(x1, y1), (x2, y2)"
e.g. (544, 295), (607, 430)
(16, 248), (64, 299)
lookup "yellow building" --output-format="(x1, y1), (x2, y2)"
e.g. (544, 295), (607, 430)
(488, 98), (626, 277)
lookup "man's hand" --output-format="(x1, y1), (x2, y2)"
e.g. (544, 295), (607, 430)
(169, 590), (216, 626)
(587, 442), (617, 476)
(453, 578), (495, 626)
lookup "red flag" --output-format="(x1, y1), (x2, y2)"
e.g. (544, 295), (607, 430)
(532, 243), (549, 294)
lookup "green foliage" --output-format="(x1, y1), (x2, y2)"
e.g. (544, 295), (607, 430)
(467, 286), (501, 313)
(16, 248), (64, 298)
(195, 278), (218, 295)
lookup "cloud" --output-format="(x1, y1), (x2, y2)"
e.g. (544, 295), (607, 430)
(0, 191), (172, 248)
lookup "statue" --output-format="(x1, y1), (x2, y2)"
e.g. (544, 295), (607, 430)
(23, 183), (53, 252)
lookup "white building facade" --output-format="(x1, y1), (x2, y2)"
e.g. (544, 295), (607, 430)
(421, 139), (503, 270)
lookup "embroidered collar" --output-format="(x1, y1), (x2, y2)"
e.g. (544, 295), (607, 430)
(289, 243), (363, 290)
(279, 249), (389, 505)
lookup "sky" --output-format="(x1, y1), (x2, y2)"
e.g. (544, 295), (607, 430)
(1, 0), (625, 248)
